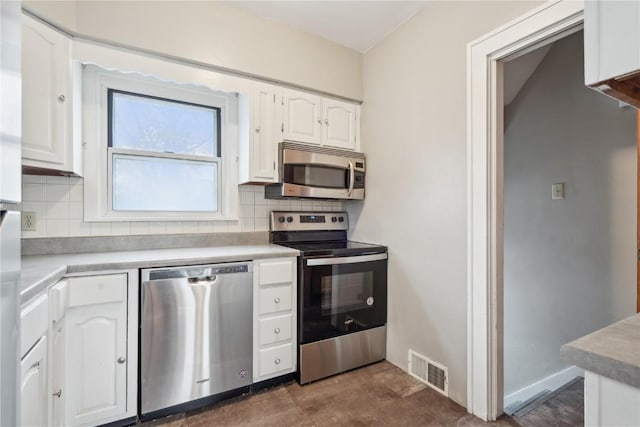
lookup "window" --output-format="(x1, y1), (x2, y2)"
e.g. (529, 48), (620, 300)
(83, 65), (239, 221)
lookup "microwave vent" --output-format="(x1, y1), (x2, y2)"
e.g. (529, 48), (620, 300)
(408, 349), (448, 396)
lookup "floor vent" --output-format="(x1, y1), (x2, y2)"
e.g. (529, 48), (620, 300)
(408, 350), (448, 396)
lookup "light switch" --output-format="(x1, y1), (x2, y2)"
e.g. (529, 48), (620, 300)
(551, 183), (565, 200)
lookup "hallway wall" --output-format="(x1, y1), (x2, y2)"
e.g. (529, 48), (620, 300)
(503, 31), (637, 396)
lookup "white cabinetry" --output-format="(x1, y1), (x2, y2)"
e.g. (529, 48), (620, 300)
(584, 371), (640, 427)
(49, 271), (138, 427)
(239, 82), (279, 184)
(584, 1), (640, 107)
(253, 257), (297, 382)
(282, 88), (359, 150)
(323, 98), (357, 150)
(20, 294), (49, 427)
(22, 14), (81, 175)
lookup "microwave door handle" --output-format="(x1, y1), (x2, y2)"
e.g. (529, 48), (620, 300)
(347, 161), (355, 197)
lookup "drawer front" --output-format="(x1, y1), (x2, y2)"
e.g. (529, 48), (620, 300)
(20, 294), (48, 358)
(258, 285), (292, 314)
(259, 343), (293, 377)
(67, 273), (127, 308)
(259, 314), (292, 346)
(258, 259), (294, 286)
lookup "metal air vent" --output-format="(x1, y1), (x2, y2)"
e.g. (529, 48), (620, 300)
(408, 349), (448, 396)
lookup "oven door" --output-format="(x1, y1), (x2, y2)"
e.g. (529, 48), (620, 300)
(300, 253), (387, 344)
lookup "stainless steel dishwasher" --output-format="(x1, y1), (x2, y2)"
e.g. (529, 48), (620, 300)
(140, 262), (252, 417)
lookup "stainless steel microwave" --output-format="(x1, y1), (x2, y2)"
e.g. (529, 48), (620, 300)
(265, 142), (365, 200)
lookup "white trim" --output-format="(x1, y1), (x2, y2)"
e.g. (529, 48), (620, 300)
(504, 366), (584, 410)
(466, 0), (584, 421)
(83, 64), (239, 222)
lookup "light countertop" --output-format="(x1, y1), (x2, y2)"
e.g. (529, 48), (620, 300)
(21, 244), (299, 305)
(561, 313), (640, 389)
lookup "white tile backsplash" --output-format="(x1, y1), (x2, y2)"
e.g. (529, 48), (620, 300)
(21, 175), (342, 238)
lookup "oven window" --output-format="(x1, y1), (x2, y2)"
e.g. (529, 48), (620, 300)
(321, 272), (372, 315)
(301, 258), (387, 344)
(284, 164), (348, 189)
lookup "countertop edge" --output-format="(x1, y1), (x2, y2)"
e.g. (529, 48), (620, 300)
(560, 314), (640, 390)
(20, 245), (299, 307)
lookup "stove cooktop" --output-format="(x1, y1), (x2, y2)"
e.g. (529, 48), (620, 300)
(276, 240), (387, 258)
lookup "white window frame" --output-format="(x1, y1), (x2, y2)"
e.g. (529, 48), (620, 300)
(83, 64), (239, 221)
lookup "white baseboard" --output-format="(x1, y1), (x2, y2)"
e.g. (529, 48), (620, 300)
(504, 366), (584, 409)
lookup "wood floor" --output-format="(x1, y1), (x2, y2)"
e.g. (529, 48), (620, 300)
(144, 362), (584, 427)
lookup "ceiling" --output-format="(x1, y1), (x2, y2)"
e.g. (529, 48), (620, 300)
(223, 1), (428, 53)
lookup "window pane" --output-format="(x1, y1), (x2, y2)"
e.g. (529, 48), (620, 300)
(111, 91), (219, 157)
(112, 155), (218, 212)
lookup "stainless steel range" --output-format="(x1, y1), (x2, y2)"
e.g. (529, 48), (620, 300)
(270, 211), (387, 384)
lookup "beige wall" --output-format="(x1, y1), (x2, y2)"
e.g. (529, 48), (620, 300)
(23, 1), (363, 100)
(347, 1), (544, 406)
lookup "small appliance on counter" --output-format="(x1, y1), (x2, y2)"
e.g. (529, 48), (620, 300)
(270, 211), (387, 384)
(265, 142), (365, 200)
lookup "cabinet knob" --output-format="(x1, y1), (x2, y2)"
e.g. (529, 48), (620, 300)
(117, 357), (126, 364)
(274, 297), (281, 304)
(52, 389), (62, 398)
(324, 119), (329, 125)
(317, 119), (322, 124)
(58, 94), (66, 102)
(255, 127), (261, 133)
(274, 327), (281, 334)
(274, 358), (281, 365)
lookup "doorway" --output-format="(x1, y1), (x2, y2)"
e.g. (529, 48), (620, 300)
(467, 1), (638, 421)
(501, 29), (636, 421)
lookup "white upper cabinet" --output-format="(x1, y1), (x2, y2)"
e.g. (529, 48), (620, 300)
(282, 88), (359, 150)
(323, 98), (356, 150)
(584, 1), (640, 107)
(282, 88), (323, 145)
(22, 15), (82, 175)
(239, 82), (279, 184)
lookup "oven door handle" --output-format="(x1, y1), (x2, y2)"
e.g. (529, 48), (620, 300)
(306, 253), (387, 266)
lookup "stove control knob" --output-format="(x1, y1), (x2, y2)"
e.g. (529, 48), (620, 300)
(331, 216), (337, 223)
(278, 216), (285, 223)
(286, 216), (294, 223)
(338, 217), (344, 223)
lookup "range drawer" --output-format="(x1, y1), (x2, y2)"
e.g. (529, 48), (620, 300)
(258, 285), (292, 314)
(259, 343), (293, 377)
(259, 314), (292, 346)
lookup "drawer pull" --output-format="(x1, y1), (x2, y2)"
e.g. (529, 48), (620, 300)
(274, 327), (281, 334)
(53, 389), (62, 398)
(274, 358), (281, 365)
(274, 297), (281, 304)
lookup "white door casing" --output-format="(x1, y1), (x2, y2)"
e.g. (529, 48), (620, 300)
(466, 0), (584, 421)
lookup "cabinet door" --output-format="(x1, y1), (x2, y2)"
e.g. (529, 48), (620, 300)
(323, 99), (356, 150)
(51, 274), (129, 427)
(20, 336), (48, 427)
(22, 15), (72, 170)
(282, 88), (322, 145)
(250, 83), (278, 181)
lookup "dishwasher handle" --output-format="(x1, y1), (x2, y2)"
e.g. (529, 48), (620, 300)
(146, 263), (250, 281)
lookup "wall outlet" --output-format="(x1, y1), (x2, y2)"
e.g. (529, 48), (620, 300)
(22, 212), (37, 231)
(551, 183), (565, 200)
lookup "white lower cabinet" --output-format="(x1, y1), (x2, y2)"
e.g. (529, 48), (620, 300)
(20, 294), (49, 427)
(49, 271), (138, 427)
(253, 257), (297, 382)
(21, 336), (48, 427)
